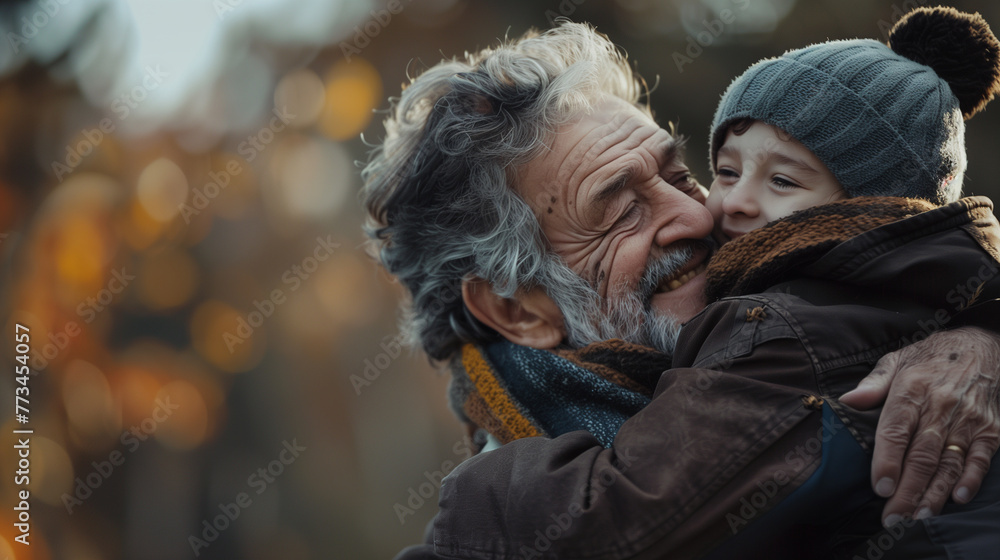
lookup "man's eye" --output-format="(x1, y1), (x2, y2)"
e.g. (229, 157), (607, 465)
(670, 172), (697, 190)
(613, 203), (640, 227)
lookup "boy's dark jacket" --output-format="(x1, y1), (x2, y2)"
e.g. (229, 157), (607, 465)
(396, 196), (1000, 560)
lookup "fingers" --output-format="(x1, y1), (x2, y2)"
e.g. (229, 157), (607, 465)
(841, 355), (898, 410)
(840, 383), (890, 410)
(912, 445), (966, 519)
(954, 437), (995, 503)
(879, 427), (944, 526)
(870, 386), (921, 500)
(865, 327), (1000, 526)
(895, 435), (995, 523)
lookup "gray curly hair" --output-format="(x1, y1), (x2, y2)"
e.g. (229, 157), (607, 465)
(361, 21), (664, 364)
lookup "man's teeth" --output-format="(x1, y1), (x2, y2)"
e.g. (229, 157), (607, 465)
(660, 263), (707, 292)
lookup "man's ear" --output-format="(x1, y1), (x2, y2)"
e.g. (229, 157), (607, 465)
(462, 277), (565, 349)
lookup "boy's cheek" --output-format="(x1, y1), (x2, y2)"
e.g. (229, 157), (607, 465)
(704, 191), (731, 246)
(704, 188), (724, 222)
(712, 225), (731, 246)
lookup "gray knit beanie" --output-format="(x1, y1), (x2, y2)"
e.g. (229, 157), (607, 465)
(710, 7), (1000, 204)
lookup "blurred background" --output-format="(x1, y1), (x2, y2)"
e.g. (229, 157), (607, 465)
(0, 0), (998, 558)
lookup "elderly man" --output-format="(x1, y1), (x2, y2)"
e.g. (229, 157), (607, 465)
(362, 21), (1000, 559)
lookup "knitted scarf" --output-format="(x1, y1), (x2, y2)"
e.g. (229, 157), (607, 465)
(450, 339), (670, 447)
(704, 196), (935, 300)
(450, 196), (936, 447)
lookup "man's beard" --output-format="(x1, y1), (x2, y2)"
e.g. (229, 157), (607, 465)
(544, 244), (701, 356)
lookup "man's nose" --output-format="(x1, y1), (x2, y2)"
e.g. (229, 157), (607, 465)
(721, 179), (759, 219)
(651, 184), (715, 248)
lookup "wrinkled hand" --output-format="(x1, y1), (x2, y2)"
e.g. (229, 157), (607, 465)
(840, 327), (1000, 527)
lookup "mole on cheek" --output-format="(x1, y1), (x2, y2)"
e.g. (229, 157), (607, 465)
(547, 207), (553, 214)
(598, 269), (606, 284)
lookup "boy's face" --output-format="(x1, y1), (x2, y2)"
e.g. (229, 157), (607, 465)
(707, 121), (846, 243)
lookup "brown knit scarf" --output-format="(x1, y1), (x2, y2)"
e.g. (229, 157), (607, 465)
(705, 196), (936, 302)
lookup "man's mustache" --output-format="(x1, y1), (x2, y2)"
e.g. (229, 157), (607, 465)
(635, 238), (716, 305)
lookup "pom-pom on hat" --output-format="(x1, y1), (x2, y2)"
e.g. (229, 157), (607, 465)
(710, 6), (1000, 204)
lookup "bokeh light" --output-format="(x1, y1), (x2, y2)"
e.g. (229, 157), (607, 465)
(274, 68), (327, 128)
(201, 152), (259, 222)
(136, 157), (190, 223)
(0, 536), (14, 560)
(270, 135), (353, 221)
(28, 437), (75, 507)
(313, 250), (382, 326)
(318, 58), (382, 141)
(120, 198), (167, 250)
(153, 379), (210, 450)
(190, 300), (265, 373)
(136, 247), (200, 310)
(113, 364), (163, 425)
(54, 215), (107, 293)
(62, 359), (120, 446)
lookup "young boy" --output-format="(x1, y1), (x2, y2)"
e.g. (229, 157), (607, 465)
(673, 6), (1000, 558)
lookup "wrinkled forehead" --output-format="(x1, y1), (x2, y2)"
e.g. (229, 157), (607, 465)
(517, 97), (673, 200)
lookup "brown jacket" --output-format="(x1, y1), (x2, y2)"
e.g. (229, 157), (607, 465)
(395, 197), (1000, 560)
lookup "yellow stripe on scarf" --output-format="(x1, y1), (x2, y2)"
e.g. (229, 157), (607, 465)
(461, 344), (541, 440)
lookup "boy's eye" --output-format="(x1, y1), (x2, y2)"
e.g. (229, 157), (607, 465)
(717, 168), (739, 179)
(771, 176), (801, 190)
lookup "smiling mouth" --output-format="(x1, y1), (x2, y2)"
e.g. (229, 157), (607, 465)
(655, 261), (707, 293)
